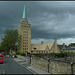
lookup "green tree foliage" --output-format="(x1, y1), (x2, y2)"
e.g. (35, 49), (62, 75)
(54, 52), (75, 58)
(68, 43), (75, 47)
(0, 29), (18, 53)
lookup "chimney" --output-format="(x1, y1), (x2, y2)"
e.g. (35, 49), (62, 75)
(63, 43), (65, 47)
(62, 43), (66, 50)
(41, 41), (43, 44)
(54, 38), (57, 43)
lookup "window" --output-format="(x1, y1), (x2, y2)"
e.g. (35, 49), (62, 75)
(26, 45), (28, 47)
(22, 21), (24, 22)
(33, 48), (36, 50)
(36, 51), (38, 52)
(25, 45), (28, 47)
(46, 51), (48, 53)
(23, 31), (28, 33)
(25, 48), (28, 50)
(23, 37), (28, 38)
(39, 51), (40, 53)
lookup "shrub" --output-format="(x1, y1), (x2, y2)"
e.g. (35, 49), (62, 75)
(16, 52), (20, 55)
(19, 52), (25, 56)
(31, 54), (44, 57)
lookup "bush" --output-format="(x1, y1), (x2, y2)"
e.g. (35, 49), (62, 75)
(19, 52), (25, 56)
(54, 53), (65, 58)
(31, 54), (44, 57)
(16, 52), (20, 55)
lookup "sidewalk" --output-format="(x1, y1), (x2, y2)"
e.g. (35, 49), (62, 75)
(12, 57), (50, 74)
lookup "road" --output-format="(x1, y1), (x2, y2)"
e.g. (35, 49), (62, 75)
(0, 56), (34, 74)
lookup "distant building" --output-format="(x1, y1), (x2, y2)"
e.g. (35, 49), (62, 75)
(18, 5), (60, 54)
(58, 43), (67, 52)
(66, 43), (75, 52)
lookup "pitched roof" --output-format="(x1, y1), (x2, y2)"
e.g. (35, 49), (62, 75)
(58, 45), (67, 50)
(31, 42), (54, 51)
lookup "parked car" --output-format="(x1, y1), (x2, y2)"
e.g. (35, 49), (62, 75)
(0, 54), (3, 63)
(9, 54), (17, 58)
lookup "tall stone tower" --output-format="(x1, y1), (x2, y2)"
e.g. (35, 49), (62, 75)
(18, 5), (31, 54)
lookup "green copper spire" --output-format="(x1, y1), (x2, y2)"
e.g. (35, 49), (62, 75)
(22, 5), (26, 18)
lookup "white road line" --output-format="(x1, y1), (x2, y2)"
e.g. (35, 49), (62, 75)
(0, 70), (5, 74)
(3, 70), (4, 74)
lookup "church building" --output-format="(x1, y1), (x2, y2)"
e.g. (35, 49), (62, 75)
(18, 5), (60, 54)
(18, 5), (31, 54)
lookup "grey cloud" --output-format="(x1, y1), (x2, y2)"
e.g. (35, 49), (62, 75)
(0, 1), (75, 44)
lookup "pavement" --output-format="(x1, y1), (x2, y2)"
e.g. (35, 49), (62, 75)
(10, 56), (50, 74)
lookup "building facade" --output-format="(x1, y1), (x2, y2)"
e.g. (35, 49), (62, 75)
(58, 43), (67, 52)
(31, 39), (60, 54)
(18, 5), (31, 54)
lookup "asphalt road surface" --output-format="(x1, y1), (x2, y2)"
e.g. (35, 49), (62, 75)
(0, 56), (34, 74)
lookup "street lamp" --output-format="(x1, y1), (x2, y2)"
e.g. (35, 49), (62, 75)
(30, 53), (31, 64)
(64, 50), (67, 61)
(70, 54), (74, 74)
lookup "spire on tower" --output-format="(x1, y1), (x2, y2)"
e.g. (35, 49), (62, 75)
(22, 5), (26, 18)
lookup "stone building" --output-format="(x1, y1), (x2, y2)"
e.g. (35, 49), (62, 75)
(31, 39), (60, 54)
(66, 43), (75, 52)
(18, 5), (31, 54)
(18, 5), (60, 54)
(58, 43), (67, 52)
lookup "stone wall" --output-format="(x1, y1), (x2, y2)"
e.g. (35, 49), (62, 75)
(73, 64), (75, 74)
(31, 56), (48, 72)
(17, 55), (25, 60)
(49, 60), (71, 74)
(17, 55), (30, 63)
(31, 56), (75, 74)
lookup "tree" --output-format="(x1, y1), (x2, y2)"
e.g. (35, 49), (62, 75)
(68, 43), (75, 47)
(0, 29), (18, 54)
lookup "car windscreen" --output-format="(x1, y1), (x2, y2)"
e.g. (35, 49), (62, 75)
(0, 56), (2, 60)
(0, 58), (2, 60)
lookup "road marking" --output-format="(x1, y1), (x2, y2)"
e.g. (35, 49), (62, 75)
(3, 70), (4, 74)
(0, 70), (4, 74)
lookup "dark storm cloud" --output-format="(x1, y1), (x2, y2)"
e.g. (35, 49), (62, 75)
(31, 25), (73, 39)
(0, 1), (75, 44)
(29, 1), (75, 40)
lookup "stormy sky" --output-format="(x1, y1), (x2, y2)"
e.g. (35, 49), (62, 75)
(0, 1), (75, 45)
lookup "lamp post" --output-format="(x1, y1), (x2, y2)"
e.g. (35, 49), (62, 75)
(64, 50), (67, 61)
(70, 54), (73, 75)
(30, 53), (31, 64)
(47, 53), (50, 73)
